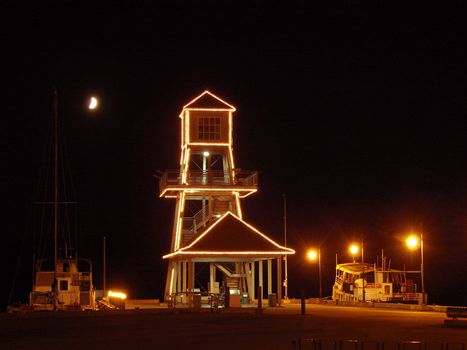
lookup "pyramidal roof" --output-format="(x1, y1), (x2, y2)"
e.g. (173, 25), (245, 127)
(163, 212), (295, 259)
(183, 90), (236, 111)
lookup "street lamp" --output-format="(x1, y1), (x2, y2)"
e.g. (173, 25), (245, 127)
(405, 233), (425, 304)
(349, 244), (359, 263)
(348, 242), (365, 302)
(306, 248), (322, 300)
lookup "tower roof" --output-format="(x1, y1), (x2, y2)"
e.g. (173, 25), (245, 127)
(163, 212), (295, 259)
(183, 90), (236, 111)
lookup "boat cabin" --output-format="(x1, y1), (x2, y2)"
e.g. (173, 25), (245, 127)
(30, 258), (95, 310)
(332, 262), (423, 304)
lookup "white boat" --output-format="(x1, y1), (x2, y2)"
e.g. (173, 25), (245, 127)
(25, 87), (96, 311)
(332, 260), (424, 304)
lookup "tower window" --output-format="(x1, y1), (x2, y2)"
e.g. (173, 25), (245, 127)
(198, 117), (220, 140)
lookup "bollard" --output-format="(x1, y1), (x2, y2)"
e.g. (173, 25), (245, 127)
(257, 286), (262, 310)
(225, 286), (230, 308)
(301, 289), (306, 315)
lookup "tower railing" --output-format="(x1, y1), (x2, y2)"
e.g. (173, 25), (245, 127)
(183, 206), (210, 234)
(159, 170), (258, 194)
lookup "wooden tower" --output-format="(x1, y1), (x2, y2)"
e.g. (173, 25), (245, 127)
(159, 91), (294, 306)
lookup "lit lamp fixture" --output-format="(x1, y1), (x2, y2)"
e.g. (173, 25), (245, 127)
(306, 248), (322, 300)
(307, 249), (318, 261)
(406, 235), (419, 250)
(107, 290), (127, 300)
(349, 244), (359, 263)
(107, 290), (127, 310)
(349, 242), (365, 302)
(405, 232), (425, 304)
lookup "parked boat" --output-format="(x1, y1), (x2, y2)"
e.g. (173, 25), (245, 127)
(25, 87), (96, 311)
(332, 259), (424, 304)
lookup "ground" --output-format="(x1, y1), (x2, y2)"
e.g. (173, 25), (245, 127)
(1, 304), (466, 350)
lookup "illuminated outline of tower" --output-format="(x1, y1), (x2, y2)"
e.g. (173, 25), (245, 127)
(159, 91), (294, 305)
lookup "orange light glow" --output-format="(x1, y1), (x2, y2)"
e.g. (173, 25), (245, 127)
(160, 187), (257, 199)
(228, 111), (233, 146)
(180, 191), (186, 213)
(163, 187), (256, 194)
(163, 251), (294, 259)
(188, 142), (231, 147)
(163, 211), (295, 260)
(183, 90), (236, 111)
(349, 244), (359, 256)
(238, 189), (257, 198)
(169, 266), (175, 295)
(185, 111), (190, 145)
(180, 115), (184, 164)
(228, 146), (235, 170)
(174, 194), (184, 250)
(307, 249), (318, 261)
(108, 290), (127, 300)
(406, 235), (419, 250)
(234, 192), (243, 219)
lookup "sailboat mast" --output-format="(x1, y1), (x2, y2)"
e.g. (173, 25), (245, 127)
(53, 86), (59, 278)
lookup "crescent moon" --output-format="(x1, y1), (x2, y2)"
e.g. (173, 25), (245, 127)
(88, 97), (98, 110)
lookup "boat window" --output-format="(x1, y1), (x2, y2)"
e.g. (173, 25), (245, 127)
(80, 280), (91, 291)
(77, 259), (91, 272)
(39, 259), (55, 271)
(60, 280), (69, 291)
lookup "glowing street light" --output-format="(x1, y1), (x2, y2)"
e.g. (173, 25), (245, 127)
(405, 232), (425, 304)
(406, 235), (419, 250)
(349, 244), (359, 262)
(306, 248), (322, 300)
(307, 249), (318, 261)
(349, 242), (365, 302)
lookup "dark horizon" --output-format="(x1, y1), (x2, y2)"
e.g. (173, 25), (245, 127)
(2, 3), (467, 310)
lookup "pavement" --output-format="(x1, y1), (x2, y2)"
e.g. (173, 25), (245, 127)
(1, 302), (466, 350)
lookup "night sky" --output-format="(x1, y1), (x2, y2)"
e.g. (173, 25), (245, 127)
(2, 3), (467, 310)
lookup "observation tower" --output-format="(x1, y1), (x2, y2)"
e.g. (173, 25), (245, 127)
(159, 91), (294, 306)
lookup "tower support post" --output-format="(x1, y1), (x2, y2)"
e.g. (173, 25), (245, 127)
(267, 259), (272, 296)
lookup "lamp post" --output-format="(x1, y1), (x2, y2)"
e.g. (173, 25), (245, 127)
(283, 194), (288, 300)
(306, 248), (322, 300)
(406, 232), (425, 304)
(349, 243), (365, 302)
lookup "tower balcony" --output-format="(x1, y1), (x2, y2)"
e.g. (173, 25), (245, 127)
(159, 170), (258, 198)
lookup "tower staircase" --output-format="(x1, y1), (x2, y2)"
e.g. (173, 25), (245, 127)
(181, 206), (210, 246)
(214, 263), (245, 292)
(181, 198), (232, 246)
